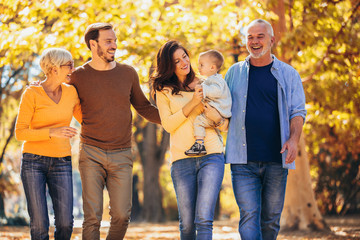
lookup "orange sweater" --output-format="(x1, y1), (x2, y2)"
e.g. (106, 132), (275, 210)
(15, 84), (82, 157)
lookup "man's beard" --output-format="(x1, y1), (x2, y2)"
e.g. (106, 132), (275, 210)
(247, 44), (271, 59)
(97, 46), (115, 63)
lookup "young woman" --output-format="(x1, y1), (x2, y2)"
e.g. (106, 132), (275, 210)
(15, 48), (81, 239)
(151, 40), (228, 240)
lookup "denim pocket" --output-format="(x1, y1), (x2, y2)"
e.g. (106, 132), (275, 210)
(22, 153), (42, 161)
(57, 156), (72, 167)
(59, 156), (72, 162)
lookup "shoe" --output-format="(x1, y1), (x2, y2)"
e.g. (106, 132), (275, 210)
(185, 142), (207, 156)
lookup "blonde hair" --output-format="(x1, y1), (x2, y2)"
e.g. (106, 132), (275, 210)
(39, 48), (72, 75)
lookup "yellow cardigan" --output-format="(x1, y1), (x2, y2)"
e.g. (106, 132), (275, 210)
(156, 88), (224, 163)
(15, 84), (82, 157)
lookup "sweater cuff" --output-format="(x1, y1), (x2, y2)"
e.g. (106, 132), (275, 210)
(40, 128), (51, 140)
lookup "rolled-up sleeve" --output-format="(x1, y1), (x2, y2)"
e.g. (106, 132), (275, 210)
(289, 71), (307, 122)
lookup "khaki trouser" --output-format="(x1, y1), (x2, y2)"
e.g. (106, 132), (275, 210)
(79, 143), (133, 240)
(194, 113), (215, 138)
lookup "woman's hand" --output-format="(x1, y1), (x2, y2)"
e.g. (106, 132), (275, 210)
(49, 127), (78, 138)
(182, 87), (204, 117)
(29, 80), (41, 86)
(191, 85), (203, 105)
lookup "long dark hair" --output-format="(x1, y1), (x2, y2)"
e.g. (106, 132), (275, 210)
(151, 40), (195, 97)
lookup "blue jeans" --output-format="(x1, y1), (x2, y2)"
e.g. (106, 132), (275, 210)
(171, 153), (225, 240)
(231, 162), (288, 240)
(21, 153), (73, 240)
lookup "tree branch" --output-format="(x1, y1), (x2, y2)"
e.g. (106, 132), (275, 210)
(0, 116), (17, 164)
(158, 129), (169, 161)
(302, 0), (360, 82)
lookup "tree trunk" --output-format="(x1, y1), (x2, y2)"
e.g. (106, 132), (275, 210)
(141, 122), (165, 222)
(270, 0), (286, 58)
(0, 116), (17, 164)
(281, 136), (328, 230)
(130, 174), (142, 222)
(134, 115), (170, 223)
(0, 193), (5, 219)
(269, 0), (327, 231)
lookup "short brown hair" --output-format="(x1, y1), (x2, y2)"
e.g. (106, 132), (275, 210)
(84, 23), (113, 50)
(199, 50), (224, 71)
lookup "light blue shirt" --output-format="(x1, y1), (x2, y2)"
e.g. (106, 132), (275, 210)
(224, 55), (307, 169)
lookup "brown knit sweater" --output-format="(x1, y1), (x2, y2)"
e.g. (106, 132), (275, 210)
(70, 62), (160, 150)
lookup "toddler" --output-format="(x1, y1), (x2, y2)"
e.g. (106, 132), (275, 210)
(185, 50), (232, 156)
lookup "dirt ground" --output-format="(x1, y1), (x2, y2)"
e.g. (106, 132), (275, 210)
(1, 215), (359, 239)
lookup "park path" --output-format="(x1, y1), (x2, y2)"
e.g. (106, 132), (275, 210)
(1, 217), (360, 239)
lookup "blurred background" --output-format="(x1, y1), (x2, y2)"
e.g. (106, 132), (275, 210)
(0, 0), (359, 234)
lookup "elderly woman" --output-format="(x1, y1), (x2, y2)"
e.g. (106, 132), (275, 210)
(15, 48), (81, 239)
(151, 40), (228, 240)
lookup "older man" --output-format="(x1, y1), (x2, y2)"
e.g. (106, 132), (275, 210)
(225, 19), (306, 239)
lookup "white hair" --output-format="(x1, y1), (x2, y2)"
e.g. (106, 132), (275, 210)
(246, 19), (274, 37)
(40, 48), (72, 75)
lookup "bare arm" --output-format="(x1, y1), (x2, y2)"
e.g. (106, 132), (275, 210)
(280, 116), (304, 164)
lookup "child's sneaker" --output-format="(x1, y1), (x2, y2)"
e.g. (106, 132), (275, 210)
(185, 142), (207, 156)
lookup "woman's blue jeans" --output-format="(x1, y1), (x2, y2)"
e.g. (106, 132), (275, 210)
(21, 153), (73, 240)
(171, 153), (225, 240)
(231, 162), (288, 240)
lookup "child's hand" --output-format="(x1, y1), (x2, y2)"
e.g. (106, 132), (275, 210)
(195, 84), (203, 92)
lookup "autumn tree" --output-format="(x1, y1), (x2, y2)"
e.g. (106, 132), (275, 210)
(1, 0), (359, 227)
(247, 0), (360, 230)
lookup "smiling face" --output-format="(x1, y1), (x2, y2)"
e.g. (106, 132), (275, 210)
(173, 48), (190, 82)
(59, 60), (74, 83)
(94, 29), (117, 63)
(246, 22), (275, 64)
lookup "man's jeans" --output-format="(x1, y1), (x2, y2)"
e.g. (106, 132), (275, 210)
(231, 162), (288, 240)
(171, 153), (225, 240)
(21, 153), (73, 240)
(79, 143), (133, 240)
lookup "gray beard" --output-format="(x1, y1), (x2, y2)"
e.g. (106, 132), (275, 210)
(247, 45), (271, 59)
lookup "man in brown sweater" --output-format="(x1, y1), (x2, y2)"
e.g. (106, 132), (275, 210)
(70, 23), (161, 240)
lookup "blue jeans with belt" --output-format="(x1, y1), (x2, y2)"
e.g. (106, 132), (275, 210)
(231, 161), (288, 240)
(21, 153), (73, 240)
(171, 153), (225, 240)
